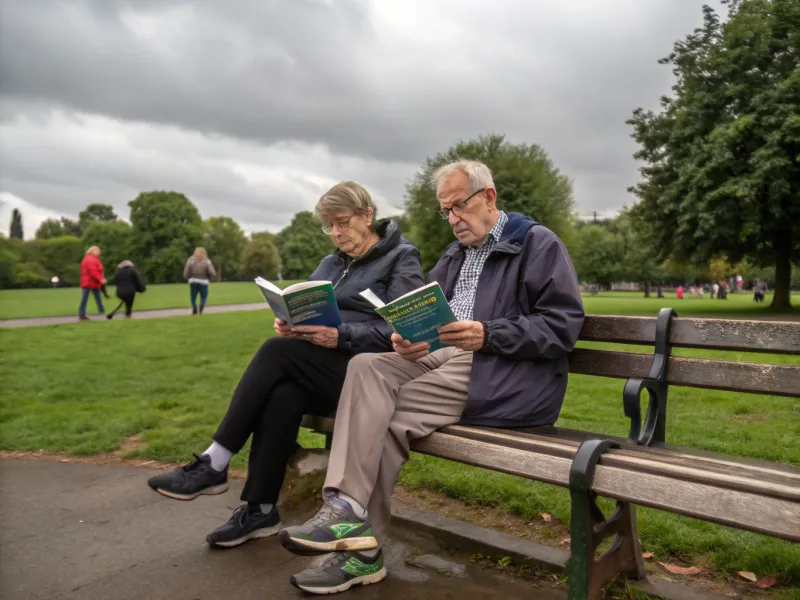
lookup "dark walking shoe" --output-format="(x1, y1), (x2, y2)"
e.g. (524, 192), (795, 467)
(147, 454), (228, 501)
(279, 493), (376, 555)
(206, 504), (281, 548)
(290, 550), (386, 595)
(106, 314), (114, 320)
(192, 307), (197, 315)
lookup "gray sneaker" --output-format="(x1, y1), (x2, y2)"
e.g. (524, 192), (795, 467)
(290, 550), (386, 595)
(279, 493), (377, 555)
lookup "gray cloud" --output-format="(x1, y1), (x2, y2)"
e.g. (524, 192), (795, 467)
(0, 0), (721, 235)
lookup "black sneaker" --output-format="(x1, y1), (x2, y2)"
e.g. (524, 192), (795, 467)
(147, 454), (228, 501)
(206, 504), (282, 548)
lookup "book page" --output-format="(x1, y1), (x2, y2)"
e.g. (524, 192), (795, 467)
(283, 280), (334, 294)
(254, 277), (282, 295)
(359, 288), (386, 308)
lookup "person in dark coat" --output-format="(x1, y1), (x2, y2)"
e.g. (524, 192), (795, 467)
(281, 160), (585, 594)
(107, 260), (147, 319)
(146, 181), (424, 552)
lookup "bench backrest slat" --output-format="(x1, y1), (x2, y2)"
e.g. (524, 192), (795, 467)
(569, 348), (800, 397)
(580, 315), (800, 355)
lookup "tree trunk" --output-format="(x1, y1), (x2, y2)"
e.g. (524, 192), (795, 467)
(643, 281), (650, 298)
(656, 284), (664, 298)
(770, 229), (792, 312)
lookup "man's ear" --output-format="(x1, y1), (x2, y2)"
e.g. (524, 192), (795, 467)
(484, 187), (498, 210)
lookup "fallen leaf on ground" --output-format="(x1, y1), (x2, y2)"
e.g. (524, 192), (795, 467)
(540, 513), (552, 522)
(753, 575), (778, 589)
(658, 562), (702, 575)
(737, 571), (757, 582)
(641, 552), (654, 559)
(559, 537), (570, 546)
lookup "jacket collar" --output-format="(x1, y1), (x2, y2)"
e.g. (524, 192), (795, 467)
(444, 212), (538, 257)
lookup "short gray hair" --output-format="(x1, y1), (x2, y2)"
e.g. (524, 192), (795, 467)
(314, 181), (377, 224)
(430, 159), (495, 193)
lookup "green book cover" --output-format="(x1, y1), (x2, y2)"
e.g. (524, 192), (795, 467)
(255, 277), (342, 326)
(361, 282), (457, 351)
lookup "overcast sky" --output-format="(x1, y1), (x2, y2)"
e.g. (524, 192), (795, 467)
(0, 0), (723, 238)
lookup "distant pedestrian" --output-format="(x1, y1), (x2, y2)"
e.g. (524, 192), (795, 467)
(675, 285), (684, 300)
(711, 282), (719, 299)
(184, 247), (217, 315)
(753, 280), (766, 303)
(107, 261), (147, 320)
(78, 246), (106, 321)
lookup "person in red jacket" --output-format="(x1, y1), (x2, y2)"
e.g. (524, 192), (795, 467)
(78, 246), (107, 321)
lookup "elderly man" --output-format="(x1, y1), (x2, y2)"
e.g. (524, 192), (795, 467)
(280, 159), (584, 594)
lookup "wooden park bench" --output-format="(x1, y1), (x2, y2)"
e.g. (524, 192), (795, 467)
(301, 309), (800, 599)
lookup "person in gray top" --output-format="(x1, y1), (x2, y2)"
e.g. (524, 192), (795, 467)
(281, 160), (584, 595)
(183, 247), (217, 314)
(147, 181), (423, 551)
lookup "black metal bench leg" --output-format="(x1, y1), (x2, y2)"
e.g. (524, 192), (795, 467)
(566, 439), (646, 600)
(324, 432), (333, 450)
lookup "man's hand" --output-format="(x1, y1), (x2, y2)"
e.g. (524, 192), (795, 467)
(391, 332), (430, 361)
(101, 278), (107, 285)
(274, 318), (296, 338)
(292, 325), (339, 349)
(438, 321), (484, 351)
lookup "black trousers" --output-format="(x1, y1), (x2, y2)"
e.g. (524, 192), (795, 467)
(111, 294), (135, 317)
(213, 336), (352, 504)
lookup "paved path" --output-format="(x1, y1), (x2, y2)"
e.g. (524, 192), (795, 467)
(0, 303), (268, 329)
(1, 458), (562, 600)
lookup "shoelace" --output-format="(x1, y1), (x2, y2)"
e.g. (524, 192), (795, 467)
(181, 454), (205, 472)
(231, 504), (250, 526)
(309, 502), (346, 527)
(319, 552), (349, 570)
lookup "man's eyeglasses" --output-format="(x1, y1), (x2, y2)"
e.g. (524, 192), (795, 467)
(321, 215), (355, 235)
(437, 188), (486, 220)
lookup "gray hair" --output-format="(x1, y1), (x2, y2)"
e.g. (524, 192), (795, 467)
(430, 159), (495, 193)
(314, 181), (377, 223)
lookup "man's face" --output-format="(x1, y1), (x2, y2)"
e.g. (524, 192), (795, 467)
(437, 171), (497, 247)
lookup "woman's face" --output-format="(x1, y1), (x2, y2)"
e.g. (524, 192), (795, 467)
(325, 209), (374, 257)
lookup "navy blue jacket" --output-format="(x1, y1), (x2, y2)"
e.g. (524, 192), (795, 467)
(310, 219), (423, 354)
(427, 212), (584, 427)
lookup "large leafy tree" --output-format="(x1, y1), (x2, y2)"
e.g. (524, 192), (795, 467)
(404, 134), (576, 272)
(9, 209), (23, 239)
(128, 191), (205, 283)
(35, 218), (66, 240)
(81, 221), (134, 277)
(628, 0), (800, 311)
(242, 232), (281, 280)
(60, 217), (82, 237)
(78, 203), (118, 227)
(204, 216), (247, 281)
(275, 211), (333, 279)
(572, 224), (624, 290)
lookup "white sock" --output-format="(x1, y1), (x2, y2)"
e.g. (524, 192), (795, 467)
(203, 441), (232, 472)
(260, 503), (274, 514)
(360, 547), (381, 558)
(337, 491), (368, 519)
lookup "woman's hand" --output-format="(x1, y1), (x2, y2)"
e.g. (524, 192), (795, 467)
(274, 318), (296, 338)
(291, 325), (339, 348)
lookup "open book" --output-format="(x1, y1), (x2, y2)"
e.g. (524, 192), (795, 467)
(360, 282), (457, 351)
(254, 277), (342, 327)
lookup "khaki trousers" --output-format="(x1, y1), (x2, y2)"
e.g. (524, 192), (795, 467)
(324, 347), (473, 545)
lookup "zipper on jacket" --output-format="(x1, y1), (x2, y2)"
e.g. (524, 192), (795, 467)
(333, 259), (356, 290)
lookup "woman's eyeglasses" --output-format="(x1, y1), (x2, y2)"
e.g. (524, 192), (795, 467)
(437, 188), (486, 220)
(321, 215), (355, 235)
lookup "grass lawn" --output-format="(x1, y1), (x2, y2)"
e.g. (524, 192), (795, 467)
(0, 281), (303, 320)
(1, 296), (798, 588)
(1, 285), (798, 320)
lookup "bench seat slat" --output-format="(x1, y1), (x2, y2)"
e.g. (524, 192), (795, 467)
(413, 432), (800, 543)
(439, 426), (800, 501)
(569, 348), (800, 397)
(580, 315), (800, 355)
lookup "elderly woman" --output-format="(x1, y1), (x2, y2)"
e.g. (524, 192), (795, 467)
(147, 181), (423, 548)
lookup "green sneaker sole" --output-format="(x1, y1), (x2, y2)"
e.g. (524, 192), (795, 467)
(279, 530), (378, 556)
